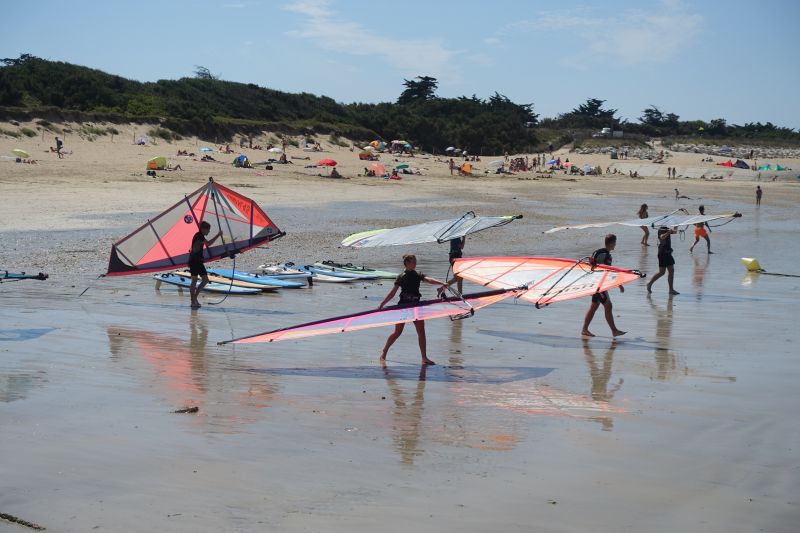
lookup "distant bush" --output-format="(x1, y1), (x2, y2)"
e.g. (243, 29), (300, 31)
(20, 127), (36, 137)
(329, 134), (350, 147)
(0, 127), (21, 137)
(287, 138), (299, 147)
(148, 126), (182, 142)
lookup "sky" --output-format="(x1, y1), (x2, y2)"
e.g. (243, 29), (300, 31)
(3, 0), (799, 128)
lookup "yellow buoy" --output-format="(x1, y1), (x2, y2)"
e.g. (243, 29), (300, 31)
(741, 257), (762, 272)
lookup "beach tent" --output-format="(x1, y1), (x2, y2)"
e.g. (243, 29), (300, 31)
(233, 155), (252, 168)
(487, 160), (504, 170)
(758, 164), (772, 171)
(147, 156), (167, 170)
(460, 163), (472, 175)
(734, 159), (749, 169)
(717, 160), (734, 167)
(136, 136), (148, 146)
(775, 164), (787, 171)
(369, 163), (386, 176)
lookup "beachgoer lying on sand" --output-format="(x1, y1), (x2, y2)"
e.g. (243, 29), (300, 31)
(166, 164), (183, 171)
(201, 155), (217, 162)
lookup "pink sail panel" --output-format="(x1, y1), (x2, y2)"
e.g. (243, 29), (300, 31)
(454, 256), (643, 306)
(107, 179), (284, 276)
(223, 289), (515, 344)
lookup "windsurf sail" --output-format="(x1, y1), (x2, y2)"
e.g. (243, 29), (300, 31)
(545, 211), (742, 233)
(341, 211), (522, 248)
(219, 289), (516, 344)
(107, 178), (284, 276)
(454, 256), (644, 307)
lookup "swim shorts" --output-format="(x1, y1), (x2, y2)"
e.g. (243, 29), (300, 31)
(694, 227), (708, 238)
(188, 259), (207, 277)
(658, 253), (675, 268)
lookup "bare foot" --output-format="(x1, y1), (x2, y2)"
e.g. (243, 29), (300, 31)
(612, 330), (627, 337)
(379, 353), (387, 362)
(669, 290), (680, 295)
(646, 284), (653, 293)
(191, 302), (201, 309)
(581, 330), (595, 337)
(422, 359), (436, 365)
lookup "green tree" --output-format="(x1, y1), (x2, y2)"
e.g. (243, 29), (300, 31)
(397, 76), (438, 105)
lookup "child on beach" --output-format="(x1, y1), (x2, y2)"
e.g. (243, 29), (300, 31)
(638, 204), (650, 246)
(188, 221), (223, 309)
(581, 234), (626, 338)
(756, 185), (762, 206)
(647, 226), (680, 295)
(689, 205), (712, 254)
(447, 236), (466, 294)
(378, 254), (449, 365)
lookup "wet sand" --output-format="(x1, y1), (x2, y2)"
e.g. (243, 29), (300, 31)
(2, 126), (800, 532)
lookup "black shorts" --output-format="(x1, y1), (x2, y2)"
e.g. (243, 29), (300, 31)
(658, 253), (675, 268)
(188, 259), (207, 277)
(449, 251), (463, 262)
(398, 296), (421, 307)
(591, 291), (609, 304)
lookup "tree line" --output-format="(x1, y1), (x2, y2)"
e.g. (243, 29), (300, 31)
(1, 55), (797, 152)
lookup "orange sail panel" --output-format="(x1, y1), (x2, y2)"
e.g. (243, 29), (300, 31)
(221, 289), (515, 344)
(454, 256), (643, 306)
(107, 179), (284, 276)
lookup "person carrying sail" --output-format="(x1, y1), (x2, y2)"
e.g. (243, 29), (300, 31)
(448, 236), (466, 294)
(689, 205), (712, 254)
(647, 226), (680, 295)
(188, 221), (223, 309)
(581, 234), (626, 338)
(378, 254), (449, 365)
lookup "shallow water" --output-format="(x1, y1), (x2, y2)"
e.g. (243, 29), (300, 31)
(1, 193), (799, 532)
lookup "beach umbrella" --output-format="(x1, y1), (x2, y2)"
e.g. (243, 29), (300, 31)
(487, 160), (504, 169)
(363, 146), (376, 151)
(12, 149), (29, 158)
(396, 164), (409, 169)
(268, 147), (283, 153)
(200, 147), (213, 153)
(564, 162), (573, 168)
(369, 163), (385, 176)
(445, 146), (455, 152)
(317, 159), (337, 166)
(548, 159), (557, 165)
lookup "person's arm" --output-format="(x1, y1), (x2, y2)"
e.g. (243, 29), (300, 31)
(379, 285), (399, 309)
(205, 231), (224, 246)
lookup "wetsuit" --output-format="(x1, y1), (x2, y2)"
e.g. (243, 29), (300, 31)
(188, 231), (208, 276)
(590, 247), (612, 304)
(657, 227), (675, 267)
(449, 237), (464, 262)
(395, 269), (426, 305)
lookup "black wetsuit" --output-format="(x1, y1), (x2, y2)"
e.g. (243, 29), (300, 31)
(449, 238), (463, 262)
(591, 247), (612, 304)
(188, 231), (208, 276)
(657, 228), (675, 268)
(395, 269), (426, 305)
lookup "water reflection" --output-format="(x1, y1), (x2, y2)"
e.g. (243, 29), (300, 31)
(647, 295), (678, 380)
(382, 362), (428, 465)
(107, 318), (278, 432)
(0, 371), (47, 402)
(582, 339), (623, 431)
(692, 254), (710, 295)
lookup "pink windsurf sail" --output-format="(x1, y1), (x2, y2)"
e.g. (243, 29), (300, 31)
(107, 178), (284, 276)
(454, 256), (644, 307)
(219, 289), (516, 344)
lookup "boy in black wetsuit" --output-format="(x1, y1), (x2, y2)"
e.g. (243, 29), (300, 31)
(188, 221), (222, 308)
(647, 226), (680, 295)
(378, 254), (448, 365)
(581, 234), (626, 338)
(448, 236), (465, 293)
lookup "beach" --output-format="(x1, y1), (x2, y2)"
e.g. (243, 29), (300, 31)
(2, 123), (799, 532)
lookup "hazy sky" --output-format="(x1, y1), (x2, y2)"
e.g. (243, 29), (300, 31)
(3, 0), (798, 128)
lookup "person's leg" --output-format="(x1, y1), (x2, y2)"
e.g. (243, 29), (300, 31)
(647, 267), (666, 292)
(582, 301), (600, 336)
(380, 323), (405, 361)
(194, 275), (210, 306)
(666, 265), (679, 294)
(704, 235), (712, 254)
(689, 236), (699, 253)
(190, 274), (199, 306)
(603, 300), (626, 336)
(413, 321), (434, 364)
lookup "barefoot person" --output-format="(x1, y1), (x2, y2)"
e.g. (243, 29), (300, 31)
(638, 204), (650, 246)
(188, 221), (222, 309)
(756, 185), (762, 206)
(581, 234), (626, 337)
(689, 205), (712, 254)
(379, 254), (449, 365)
(448, 236), (466, 294)
(647, 226), (680, 295)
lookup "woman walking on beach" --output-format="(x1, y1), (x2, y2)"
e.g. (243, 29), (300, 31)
(581, 234), (626, 338)
(638, 204), (650, 246)
(647, 226), (679, 295)
(689, 205), (712, 254)
(379, 254), (449, 365)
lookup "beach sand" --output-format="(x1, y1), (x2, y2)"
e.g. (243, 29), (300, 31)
(1, 123), (799, 532)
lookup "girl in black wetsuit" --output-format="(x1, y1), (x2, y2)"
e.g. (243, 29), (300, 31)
(378, 254), (448, 365)
(647, 226), (680, 295)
